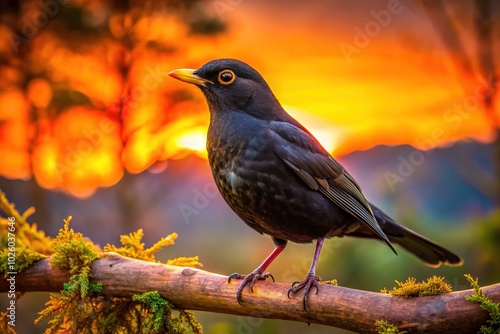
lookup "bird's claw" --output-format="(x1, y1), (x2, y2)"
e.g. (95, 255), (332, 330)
(287, 274), (321, 311)
(228, 271), (275, 305)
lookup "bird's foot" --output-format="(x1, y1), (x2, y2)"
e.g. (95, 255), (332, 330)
(228, 270), (275, 305)
(287, 273), (321, 311)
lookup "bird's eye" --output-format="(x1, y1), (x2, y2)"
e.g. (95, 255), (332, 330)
(217, 69), (236, 85)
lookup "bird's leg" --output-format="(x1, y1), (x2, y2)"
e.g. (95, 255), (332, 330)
(228, 238), (287, 305)
(287, 237), (324, 311)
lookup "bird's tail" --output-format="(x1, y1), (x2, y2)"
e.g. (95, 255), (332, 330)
(370, 205), (463, 267)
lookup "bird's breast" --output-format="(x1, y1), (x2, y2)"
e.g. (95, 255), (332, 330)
(206, 128), (340, 242)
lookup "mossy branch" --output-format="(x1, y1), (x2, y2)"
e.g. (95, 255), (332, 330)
(1, 254), (499, 334)
(0, 191), (203, 333)
(1, 191), (499, 333)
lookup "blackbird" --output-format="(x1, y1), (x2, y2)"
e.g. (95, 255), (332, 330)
(168, 58), (463, 310)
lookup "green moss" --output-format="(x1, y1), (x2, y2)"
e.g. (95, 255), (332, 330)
(381, 276), (452, 298)
(1, 192), (203, 333)
(0, 191), (53, 254)
(374, 320), (401, 334)
(323, 279), (338, 285)
(35, 217), (104, 332)
(0, 190), (52, 277)
(50, 216), (101, 298)
(0, 247), (46, 275)
(465, 274), (500, 334)
(37, 218), (205, 333)
(104, 229), (176, 262)
(104, 229), (203, 268)
(167, 256), (203, 268)
(132, 291), (202, 333)
(133, 291), (172, 332)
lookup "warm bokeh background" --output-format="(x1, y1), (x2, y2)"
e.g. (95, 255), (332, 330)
(1, 0), (499, 333)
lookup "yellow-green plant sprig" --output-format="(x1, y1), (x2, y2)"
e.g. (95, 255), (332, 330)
(465, 274), (500, 334)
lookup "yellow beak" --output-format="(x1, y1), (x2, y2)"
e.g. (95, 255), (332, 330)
(168, 68), (213, 87)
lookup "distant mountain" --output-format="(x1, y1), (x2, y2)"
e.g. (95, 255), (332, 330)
(339, 140), (495, 221)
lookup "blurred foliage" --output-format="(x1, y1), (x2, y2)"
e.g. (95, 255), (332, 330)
(465, 274), (500, 334)
(0, 192), (203, 333)
(473, 211), (500, 279)
(381, 276), (452, 298)
(0, 0), (225, 197)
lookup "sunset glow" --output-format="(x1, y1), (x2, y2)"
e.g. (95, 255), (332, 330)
(174, 128), (208, 158)
(0, 1), (497, 197)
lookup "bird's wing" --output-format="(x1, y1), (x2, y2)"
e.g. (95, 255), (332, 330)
(270, 121), (394, 250)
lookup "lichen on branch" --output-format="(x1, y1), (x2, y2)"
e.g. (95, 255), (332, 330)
(381, 276), (452, 298)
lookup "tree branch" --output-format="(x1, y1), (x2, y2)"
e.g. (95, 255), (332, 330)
(1, 253), (499, 333)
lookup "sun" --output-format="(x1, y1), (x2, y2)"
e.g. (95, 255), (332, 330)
(284, 105), (344, 155)
(173, 126), (208, 158)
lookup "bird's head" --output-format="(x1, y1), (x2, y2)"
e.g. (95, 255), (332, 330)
(168, 58), (288, 121)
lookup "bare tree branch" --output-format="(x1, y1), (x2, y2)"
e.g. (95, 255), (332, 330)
(1, 253), (499, 333)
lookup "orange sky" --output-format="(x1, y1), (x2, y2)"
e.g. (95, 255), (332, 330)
(0, 0), (497, 197)
(192, 0), (496, 156)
